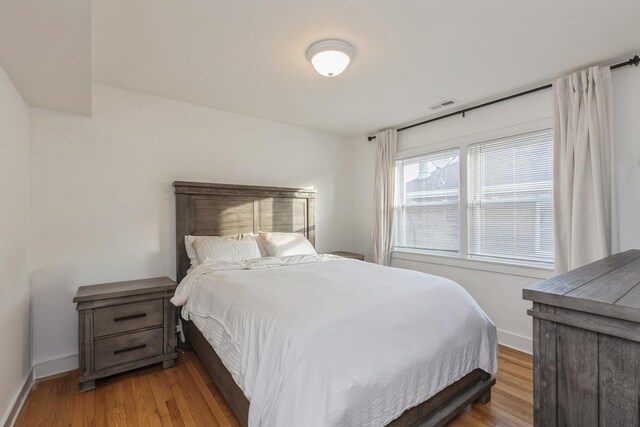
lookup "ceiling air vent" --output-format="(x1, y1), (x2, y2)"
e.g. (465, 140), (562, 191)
(430, 99), (458, 110)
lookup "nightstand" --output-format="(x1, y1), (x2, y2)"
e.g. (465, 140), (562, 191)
(73, 277), (178, 392)
(328, 251), (365, 261)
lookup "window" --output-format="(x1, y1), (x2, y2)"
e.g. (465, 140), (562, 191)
(468, 129), (554, 264)
(393, 127), (555, 268)
(396, 149), (460, 253)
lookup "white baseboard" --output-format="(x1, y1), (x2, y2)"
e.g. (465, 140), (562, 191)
(1, 369), (34, 427)
(497, 329), (532, 354)
(33, 353), (78, 380)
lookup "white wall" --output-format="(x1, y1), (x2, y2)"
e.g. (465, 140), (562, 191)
(18, 61), (640, 382)
(0, 65), (31, 424)
(351, 68), (640, 354)
(29, 84), (359, 373)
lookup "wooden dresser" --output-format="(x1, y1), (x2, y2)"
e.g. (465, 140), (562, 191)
(73, 277), (178, 391)
(523, 250), (640, 427)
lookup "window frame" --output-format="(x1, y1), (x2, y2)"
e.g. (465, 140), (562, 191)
(395, 147), (461, 254)
(392, 118), (555, 274)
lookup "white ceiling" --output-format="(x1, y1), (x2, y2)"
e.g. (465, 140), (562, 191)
(3, 1), (640, 135)
(0, 0), (92, 115)
(92, 0), (640, 136)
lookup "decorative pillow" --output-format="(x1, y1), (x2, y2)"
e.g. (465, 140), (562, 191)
(193, 235), (262, 265)
(242, 233), (269, 257)
(259, 232), (317, 257)
(185, 233), (268, 269)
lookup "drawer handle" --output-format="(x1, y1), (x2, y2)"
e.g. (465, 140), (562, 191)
(113, 344), (146, 355)
(113, 313), (147, 322)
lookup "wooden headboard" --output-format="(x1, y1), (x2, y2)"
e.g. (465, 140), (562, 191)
(174, 181), (316, 282)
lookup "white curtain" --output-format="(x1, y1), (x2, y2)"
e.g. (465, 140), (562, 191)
(553, 66), (618, 273)
(373, 129), (397, 265)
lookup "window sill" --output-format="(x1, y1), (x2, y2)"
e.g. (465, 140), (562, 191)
(391, 248), (554, 280)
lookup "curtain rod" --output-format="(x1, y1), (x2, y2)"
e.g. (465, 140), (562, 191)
(367, 54), (640, 142)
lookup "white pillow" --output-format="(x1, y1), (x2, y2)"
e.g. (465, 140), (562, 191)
(185, 235), (200, 269)
(193, 235), (262, 265)
(259, 232), (317, 257)
(243, 233), (269, 257)
(185, 234), (267, 269)
(191, 233), (268, 258)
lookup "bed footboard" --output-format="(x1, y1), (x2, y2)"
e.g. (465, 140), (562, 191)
(185, 319), (495, 427)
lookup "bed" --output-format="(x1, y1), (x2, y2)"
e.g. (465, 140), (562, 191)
(172, 181), (497, 427)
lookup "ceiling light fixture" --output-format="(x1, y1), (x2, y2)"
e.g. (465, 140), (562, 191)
(306, 39), (354, 77)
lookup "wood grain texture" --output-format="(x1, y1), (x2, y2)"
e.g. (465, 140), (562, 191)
(524, 249), (640, 322)
(386, 370), (494, 427)
(598, 335), (640, 427)
(164, 298), (177, 364)
(174, 181), (317, 282)
(556, 324), (598, 427)
(613, 277), (640, 308)
(74, 277), (178, 391)
(529, 306), (640, 343)
(565, 257), (640, 302)
(526, 252), (640, 426)
(16, 346), (531, 427)
(74, 277), (178, 303)
(256, 197), (307, 234)
(93, 299), (164, 337)
(524, 249), (640, 297)
(94, 328), (164, 371)
(533, 304), (557, 427)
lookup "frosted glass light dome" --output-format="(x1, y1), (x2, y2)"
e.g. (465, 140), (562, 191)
(306, 40), (354, 77)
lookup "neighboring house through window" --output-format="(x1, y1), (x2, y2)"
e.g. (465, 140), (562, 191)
(395, 128), (554, 267)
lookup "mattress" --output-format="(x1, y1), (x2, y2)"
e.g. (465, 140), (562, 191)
(171, 254), (498, 427)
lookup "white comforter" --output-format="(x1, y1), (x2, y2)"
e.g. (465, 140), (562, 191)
(171, 255), (498, 427)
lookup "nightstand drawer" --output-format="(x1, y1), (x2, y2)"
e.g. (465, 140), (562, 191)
(94, 328), (163, 371)
(75, 277), (177, 391)
(94, 299), (163, 337)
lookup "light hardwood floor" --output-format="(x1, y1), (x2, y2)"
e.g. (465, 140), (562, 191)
(16, 346), (532, 426)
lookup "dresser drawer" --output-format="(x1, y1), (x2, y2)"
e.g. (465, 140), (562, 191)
(94, 328), (163, 371)
(94, 299), (163, 337)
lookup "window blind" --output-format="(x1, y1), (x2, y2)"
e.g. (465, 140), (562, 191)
(468, 129), (554, 264)
(396, 149), (460, 253)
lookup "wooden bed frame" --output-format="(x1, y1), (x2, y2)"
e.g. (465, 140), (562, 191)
(174, 181), (495, 427)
